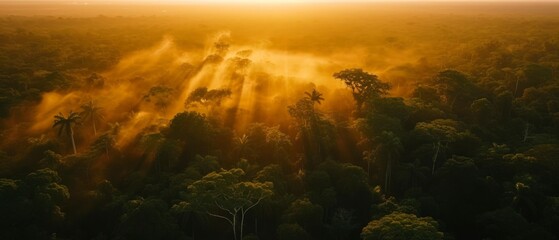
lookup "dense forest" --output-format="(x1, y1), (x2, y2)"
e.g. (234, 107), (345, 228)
(1, 2), (559, 240)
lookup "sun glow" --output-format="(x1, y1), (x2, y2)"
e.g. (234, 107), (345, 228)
(59, 0), (559, 4)
(18, 33), (355, 150)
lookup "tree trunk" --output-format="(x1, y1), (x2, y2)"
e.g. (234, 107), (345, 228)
(93, 119), (97, 136)
(105, 145), (110, 160)
(311, 113), (323, 163)
(385, 152), (391, 195)
(450, 96), (457, 112)
(367, 159), (371, 179)
(514, 75), (520, 97)
(240, 211), (245, 240)
(233, 212), (237, 240)
(523, 124), (530, 142)
(70, 127), (77, 154)
(431, 141), (441, 174)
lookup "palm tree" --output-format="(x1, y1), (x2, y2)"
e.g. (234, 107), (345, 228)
(80, 101), (103, 136)
(305, 89), (325, 105)
(53, 111), (81, 154)
(91, 124), (119, 160)
(374, 131), (403, 195)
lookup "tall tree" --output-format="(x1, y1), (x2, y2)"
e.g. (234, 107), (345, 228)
(373, 131), (403, 195)
(53, 111), (81, 154)
(186, 168), (273, 240)
(80, 101), (103, 136)
(362, 150), (376, 179)
(412, 119), (461, 174)
(90, 123), (119, 161)
(333, 69), (390, 113)
(431, 70), (479, 114)
(288, 97), (335, 169)
(166, 111), (217, 160)
(305, 89), (325, 106)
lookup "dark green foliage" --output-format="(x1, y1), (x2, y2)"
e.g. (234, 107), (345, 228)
(0, 169), (69, 239)
(432, 70), (481, 116)
(236, 123), (293, 167)
(2, 9), (559, 240)
(431, 156), (501, 239)
(165, 111), (217, 161)
(288, 98), (336, 169)
(361, 212), (443, 240)
(516, 64), (553, 95)
(276, 223), (310, 240)
(255, 164), (288, 194)
(470, 98), (493, 125)
(186, 87), (232, 107)
(185, 168), (273, 240)
(143, 85), (174, 111)
(477, 207), (556, 240)
(115, 198), (185, 240)
(282, 198), (324, 236)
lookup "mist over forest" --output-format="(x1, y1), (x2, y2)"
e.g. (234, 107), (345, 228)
(1, 2), (559, 240)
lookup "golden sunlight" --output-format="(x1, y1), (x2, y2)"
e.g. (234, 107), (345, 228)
(82, 0), (559, 3)
(2, 1), (559, 239)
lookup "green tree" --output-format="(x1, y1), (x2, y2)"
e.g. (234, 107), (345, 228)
(495, 91), (513, 121)
(276, 223), (310, 240)
(187, 168), (273, 240)
(255, 164), (288, 194)
(361, 212), (443, 240)
(432, 70), (479, 114)
(411, 85), (440, 105)
(38, 150), (63, 170)
(373, 131), (403, 195)
(288, 97), (335, 169)
(400, 159), (430, 189)
(140, 132), (166, 172)
(143, 85), (174, 112)
(470, 98), (493, 125)
(0, 169), (70, 239)
(115, 198), (184, 240)
(90, 122), (119, 161)
(166, 111), (217, 159)
(282, 198), (324, 237)
(362, 150), (375, 179)
(328, 208), (357, 240)
(237, 124), (293, 166)
(333, 68), (390, 112)
(412, 119), (461, 174)
(432, 156), (500, 238)
(516, 64), (553, 96)
(313, 161), (372, 220)
(185, 87), (232, 108)
(477, 207), (556, 240)
(53, 111), (81, 154)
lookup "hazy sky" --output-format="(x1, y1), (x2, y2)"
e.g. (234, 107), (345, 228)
(3, 0), (559, 5)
